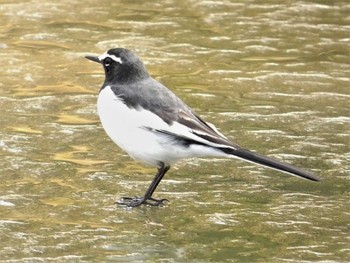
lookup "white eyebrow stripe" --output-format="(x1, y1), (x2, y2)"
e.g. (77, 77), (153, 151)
(98, 52), (123, 64)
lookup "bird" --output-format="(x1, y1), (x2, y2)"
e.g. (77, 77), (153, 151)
(85, 48), (320, 207)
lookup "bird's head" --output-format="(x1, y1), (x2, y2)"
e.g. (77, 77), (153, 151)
(86, 48), (149, 84)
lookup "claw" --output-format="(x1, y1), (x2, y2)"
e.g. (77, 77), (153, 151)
(116, 196), (169, 207)
(148, 197), (169, 203)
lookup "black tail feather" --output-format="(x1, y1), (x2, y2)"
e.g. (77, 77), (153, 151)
(221, 147), (320, 182)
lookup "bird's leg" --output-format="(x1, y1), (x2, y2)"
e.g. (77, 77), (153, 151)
(117, 162), (170, 207)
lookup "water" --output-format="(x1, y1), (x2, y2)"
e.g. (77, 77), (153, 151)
(1, 0), (349, 262)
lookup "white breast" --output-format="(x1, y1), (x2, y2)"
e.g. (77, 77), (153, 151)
(97, 86), (166, 165)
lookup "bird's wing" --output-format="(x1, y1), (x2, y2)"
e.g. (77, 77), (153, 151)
(175, 109), (237, 148)
(146, 80), (238, 149)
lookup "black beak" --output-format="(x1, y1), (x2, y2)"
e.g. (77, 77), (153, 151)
(85, 55), (101, 63)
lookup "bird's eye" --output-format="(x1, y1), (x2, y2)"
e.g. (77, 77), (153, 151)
(104, 58), (112, 67)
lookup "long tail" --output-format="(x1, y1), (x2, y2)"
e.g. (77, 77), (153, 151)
(221, 147), (320, 181)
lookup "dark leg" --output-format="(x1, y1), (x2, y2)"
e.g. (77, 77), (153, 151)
(117, 162), (171, 207)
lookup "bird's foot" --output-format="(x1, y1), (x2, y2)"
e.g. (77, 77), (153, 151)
(116, 196), (169, 207)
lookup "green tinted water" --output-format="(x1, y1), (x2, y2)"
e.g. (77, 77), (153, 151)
(0, 0), (349, 262)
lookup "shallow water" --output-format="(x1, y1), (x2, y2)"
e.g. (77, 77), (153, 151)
(0, 0), (349, 262)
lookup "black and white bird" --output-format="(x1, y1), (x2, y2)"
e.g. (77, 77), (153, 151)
(86, 48), (319, 207)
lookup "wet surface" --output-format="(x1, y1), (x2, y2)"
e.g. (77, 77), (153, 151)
(0, 0), (349, 262)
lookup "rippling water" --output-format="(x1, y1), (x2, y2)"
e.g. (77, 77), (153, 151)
(0, 0), (349, 262)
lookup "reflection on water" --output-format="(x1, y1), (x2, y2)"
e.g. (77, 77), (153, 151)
(0, 0), (349, 262)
